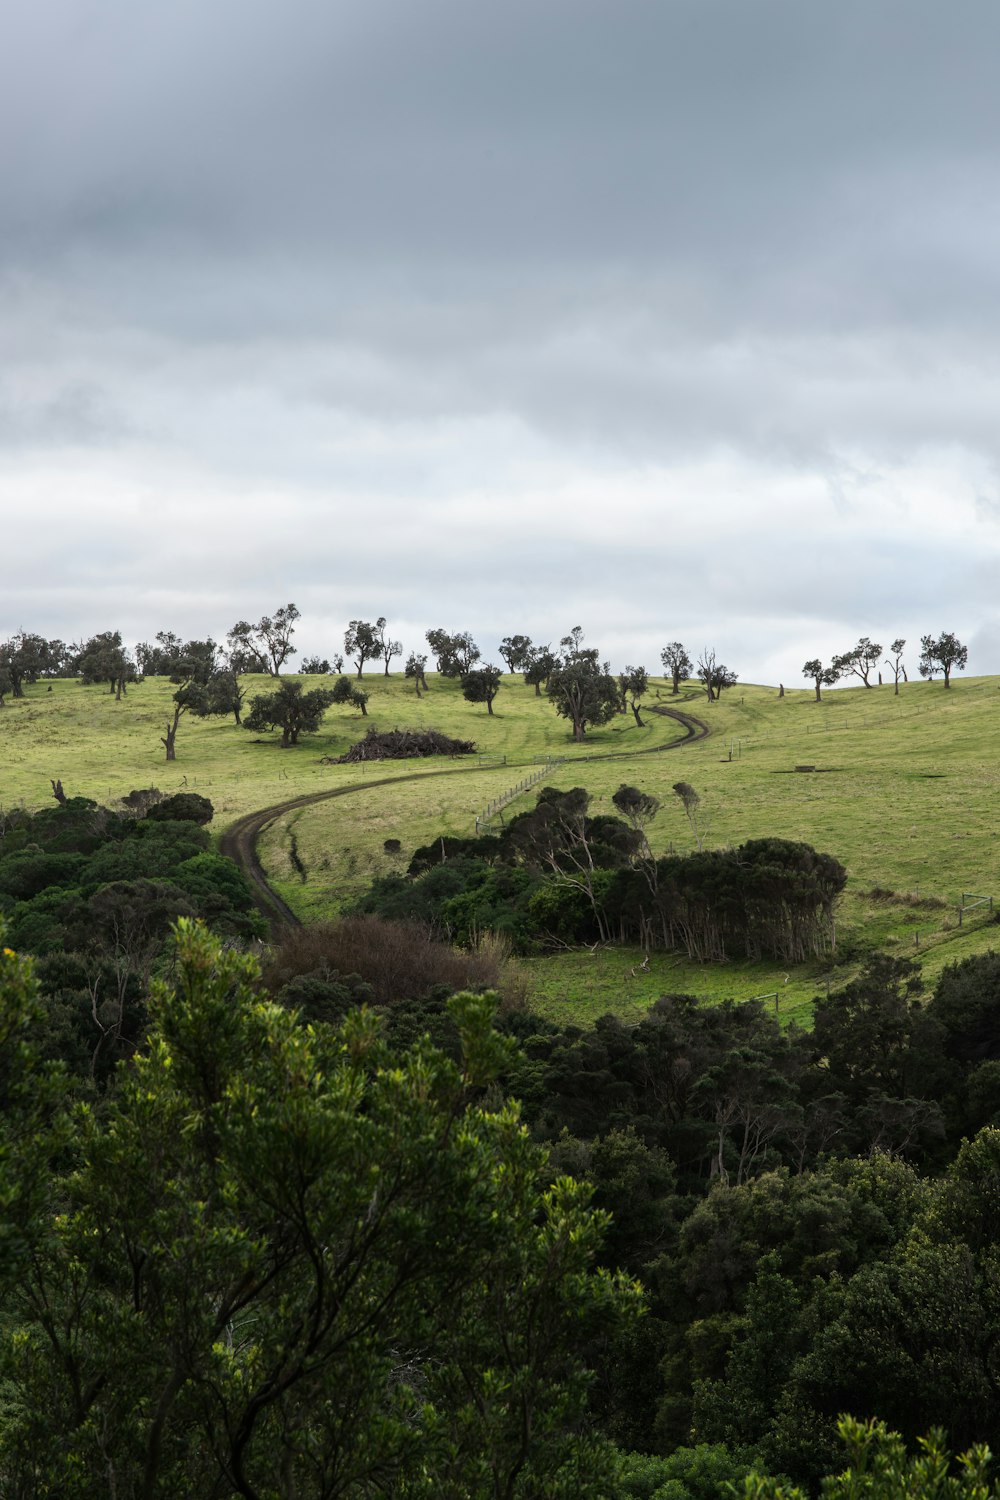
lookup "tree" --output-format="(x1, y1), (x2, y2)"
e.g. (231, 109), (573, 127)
(884, 638), (907, 695)
(697, 649), (737, 702)
(181, 668), (246, 726)
(426, 628), (481, 677)
(301, 653), (342, 674)
(374, 618), (402, 676)
(344, 619), (383, 678)
(619, 665), (650, 727)
(0, 633), (65, 699)
(0, 921), (638, 1496)
(405, 652), (428, 695)
(833, 636), (882, 689)
(672, 780), (706, 850)
(243, 680), (334, 747)
(660, 642), (692, 695)
(802, 659), (841, 702)
(331, 674), (369, 716)
(227, 603), (299, 677)
(524, 645), (557, 696)
(547, 650), (621, 741)
(74, 630), (137, 700)
(919, 631), (968, 688)
(499, 634), (533, 674)
(461, 665), (502, 715)
(136, 632), (218, 682)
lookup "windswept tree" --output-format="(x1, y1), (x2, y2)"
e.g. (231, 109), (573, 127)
(884, 638), (907, 695)
(802, 658), (842, 702)
(227, 604), (300, 676)
(75, 631), (137, 700)
(301, 652), (343, 674)
(560, 625), (587, 661)
(373, 618), (402, 676)
(405, 652), (429, 695)
(619, 665), (650, 727)
(919, 631), (968, 688)
(524, 645), (557, 696)
(672, 781), (706, 850)
(331, 675), (369, 716)
(834, 636), (882, 688)
(0, 632), (66, 698)
(498, 634), (533, 674)
(612, 783), (661, 862)
(182, 668), (247, 726)
(343, 619), (383, 678)
(660, 642), (692, 695)
(697, 648), (737, 702)
(425, 628), (481, 677)
(136, 632), (218, 683)
(547, 650), (620, 741)
(244, 680), (334, 747)
(461, 664), (502, 715)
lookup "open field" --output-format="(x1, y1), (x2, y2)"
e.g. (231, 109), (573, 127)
(3, 669), (999, 1018)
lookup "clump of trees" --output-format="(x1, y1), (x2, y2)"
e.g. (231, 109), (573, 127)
(425, 627), (481, 677)
(244, 680), (335, 746)
(226, 603), (300, 676)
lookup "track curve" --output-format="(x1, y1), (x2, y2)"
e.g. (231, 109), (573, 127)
(219, 701), (710, 933)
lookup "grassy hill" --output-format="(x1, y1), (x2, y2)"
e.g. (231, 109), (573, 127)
(3, 669), (998, 1021)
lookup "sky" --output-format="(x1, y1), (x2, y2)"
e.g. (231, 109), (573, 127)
(3, 0), (1000, 687)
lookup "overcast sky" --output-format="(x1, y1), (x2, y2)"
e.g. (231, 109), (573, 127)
(3, 0), (1000, 685)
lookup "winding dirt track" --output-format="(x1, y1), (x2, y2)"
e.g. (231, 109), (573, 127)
(218, 701), (710, 933)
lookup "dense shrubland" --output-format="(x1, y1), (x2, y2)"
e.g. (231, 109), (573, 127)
(358, 786), (847, 962)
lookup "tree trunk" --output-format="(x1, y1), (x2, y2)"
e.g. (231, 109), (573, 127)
(534, 680), (541, 696)
(359, 700), (368, 716)
(486, 698), (494, 715)
(631, 704), (644, 727)
(814, 682), (822, 701)
(161, 709), (180, 760)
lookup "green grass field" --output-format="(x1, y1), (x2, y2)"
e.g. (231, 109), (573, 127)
(3, 669), (998, 1020)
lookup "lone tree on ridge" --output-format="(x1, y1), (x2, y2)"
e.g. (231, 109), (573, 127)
(919, 632), (968, 688)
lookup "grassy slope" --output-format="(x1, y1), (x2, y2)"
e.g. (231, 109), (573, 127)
(3, 671), (998, 1021)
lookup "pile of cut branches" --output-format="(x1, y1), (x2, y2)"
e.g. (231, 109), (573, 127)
(336, 728), (476, 762)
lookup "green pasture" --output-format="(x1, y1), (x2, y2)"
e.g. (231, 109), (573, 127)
(3, 670), (999, 1019)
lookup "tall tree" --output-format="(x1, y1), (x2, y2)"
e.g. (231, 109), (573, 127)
(619, 665), (650, 727)
(425, 628), (481, 677)
(919, 631), (968, 688)
(373, 618), (402, 676)
(697, 649), (737, 702)
(660, 642), (692, 695)
(227, 604), (299, 677)
(75, 631), (136, 699)
(0, 633), (65, 698)
(802, 658), (841, 702)
(884, 638), (907, 695)
(499, 634), (533, 673)
(405, 651), (428, 695)
(547, 650), (620, 741)
(344, 619), (383, 678)
(834, 636), (882, 688)
(244, 680), (334, 746)
(461, 664), (502, 715)
(524, 645), (557, 696)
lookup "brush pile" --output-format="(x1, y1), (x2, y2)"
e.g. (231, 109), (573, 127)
(336, 727), (476, 762)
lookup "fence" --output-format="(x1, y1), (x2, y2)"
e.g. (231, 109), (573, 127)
(474, 759), (560, 833)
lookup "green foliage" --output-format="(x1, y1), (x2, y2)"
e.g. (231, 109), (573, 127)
(0, 920), (639, 1495)
(244, 679), (335, 745)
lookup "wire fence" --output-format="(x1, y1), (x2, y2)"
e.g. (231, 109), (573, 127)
(474, 759), (562, 832)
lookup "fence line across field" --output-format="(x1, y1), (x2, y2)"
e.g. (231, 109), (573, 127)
(474, 759), (562, 833)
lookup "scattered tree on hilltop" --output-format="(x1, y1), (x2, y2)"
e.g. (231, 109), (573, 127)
(834, 636), (882, 688)
(343, 619), (383, 678)
(374, 618), (402, 676)
(524, 644), (557, 696)
(697, 648), (737, 702)
(802, 658), (841, 702)
(660, 641), (692, 694)
(547, 650), (620, 741)
(0, 633), (68, 698)
(75, 631), (137, 700)
(331, 675), (369, 716)
(227, 604), (299, 677)
(405, 652), (428, 695)
(301, 652), (343, 674)
(244, 680), (334, 746)
(461, 664), (502, 715)
(884, 638), (907, 694)
(499, 634), (533, 673)
(425, 627), (481, 677)
(135, 632), (218, 683)
(919, 631), (968, 688)
(619, 665), (650, 727)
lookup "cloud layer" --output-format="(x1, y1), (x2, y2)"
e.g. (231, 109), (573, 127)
(3, 0), (1000, 683)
